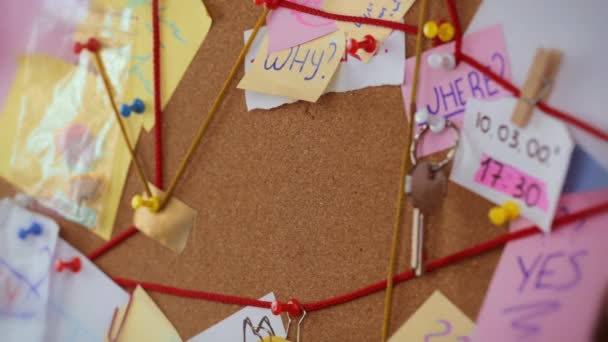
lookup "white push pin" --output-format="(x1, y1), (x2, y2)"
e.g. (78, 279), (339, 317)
(427, 53), (456, 70)
(414, 108), (430, 125)
(414, 108), (447, 133)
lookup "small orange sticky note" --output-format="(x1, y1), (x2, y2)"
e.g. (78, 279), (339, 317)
(133, 184), (197, 254)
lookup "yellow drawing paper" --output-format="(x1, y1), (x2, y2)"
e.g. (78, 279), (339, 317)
(96, 0), (213, 131)
(323, 0), (414, 63)
(107, 286), (182, 342)
(0, 55), (139, 240)
(237, 30), (345, 102)
(388, 291), (475, 341)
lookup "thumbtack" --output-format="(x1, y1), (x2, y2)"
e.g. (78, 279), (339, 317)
(120, 99), (146, 118)
(73, 38), (101, 54)
(347, 35), (378, 56)
(131, 194), (161, 213)
(488, 201), (521, 226)
(423, 21), (455, 42)
(55, 257), (82, 273)
(271, 298), (303, 317)
(414, 108), (447, 133)
(253, 0), (281, 9)
(427, 53), (456, 70)
(18, 222), (43, 240)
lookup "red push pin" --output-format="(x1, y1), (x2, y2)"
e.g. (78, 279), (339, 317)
(55, 257), (82, 273)
(73, 38), (101, 54)
(271, 298), (303, 317)
(253, 0), (281, 9)
(347, 35), (378, 56)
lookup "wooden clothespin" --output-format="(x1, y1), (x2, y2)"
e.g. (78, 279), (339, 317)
(511, 48), (562, 128)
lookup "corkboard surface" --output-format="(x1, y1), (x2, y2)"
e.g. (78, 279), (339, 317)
(0, 1), (514, 340)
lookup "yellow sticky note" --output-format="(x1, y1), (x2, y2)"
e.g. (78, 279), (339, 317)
(0, 55), (140, 240)
(323, 0), (414, 63)
(238, 31), (345, 102)
(388, 291), (474, 341)
(96, 0), (212, 131)
(107, 286), (182, 342)
(133, 184), (198, 253)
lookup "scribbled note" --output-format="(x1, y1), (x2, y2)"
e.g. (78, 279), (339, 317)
(121, 0), (212, 131)
(473, 189), (608, 342)
(238, 30), (345, 102)
(388, 291), (474, 341)
(266, 0), (338, 54)
(402, 25), (511, 156)
(242, 26), (405, 110)
(0, 198), (59, 341)
(451, 97), (574, 232)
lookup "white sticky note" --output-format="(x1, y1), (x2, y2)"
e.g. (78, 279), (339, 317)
(451, 98), (574, 231)
(44, 238), (129, 341)
(187, 293), (286, 342)
(243, 27), (405, 111)
(467, 0), (608, 170)
(0, 198), (59, 341)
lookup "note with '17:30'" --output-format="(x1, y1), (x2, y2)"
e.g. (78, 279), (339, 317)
(451, 97), (574, 232)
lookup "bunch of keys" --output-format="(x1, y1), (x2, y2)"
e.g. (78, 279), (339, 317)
(406, 117), (460, 276)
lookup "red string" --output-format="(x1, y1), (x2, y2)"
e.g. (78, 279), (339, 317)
(88, 226), (139, 261)
(279, 0), (418, 35)
(88, 0), (165, 261)
(152, 0), (164, 189)
(459, 53), (608, 141)
(445, 0), (462, 64)
(277, 0), (608, 142)
(113, 201), (608, 312)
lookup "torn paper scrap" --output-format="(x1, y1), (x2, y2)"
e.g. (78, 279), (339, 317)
(243, 27), (405, 111)
(389, 291), (474, 341)
(134, 184), (198, 254)
(238, 30), (345, 103)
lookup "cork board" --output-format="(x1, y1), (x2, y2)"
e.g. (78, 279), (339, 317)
(0, 0), (516, 340)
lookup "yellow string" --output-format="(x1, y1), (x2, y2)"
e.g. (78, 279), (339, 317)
(380, 0), (429, 340)
(93, 52), (153, 198)
(159, 8), (271, 210)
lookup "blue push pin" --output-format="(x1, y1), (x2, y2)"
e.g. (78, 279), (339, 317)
(18, 222), (43, 240)
(120, 99), (145, 118)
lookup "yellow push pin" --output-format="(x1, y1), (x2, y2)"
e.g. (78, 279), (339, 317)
(131, 194), (160, 213)
(488, 201), (521, 226)
(423, 20), (439, 39)
(437, 22), (455, 42)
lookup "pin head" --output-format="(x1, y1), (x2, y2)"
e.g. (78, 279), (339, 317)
(74, 38), (100, 54)
(55, 257), (82, 273)
(18, 222), (43, 240)
(131, 195), (161, 213)
(253, 0), (281, 9)
(347, 35), (377, 56)
(489, 201), (521, 226)
(120, 99), (146, 118)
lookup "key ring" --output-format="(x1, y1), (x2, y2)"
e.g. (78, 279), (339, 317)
(409, 118), (460, 171)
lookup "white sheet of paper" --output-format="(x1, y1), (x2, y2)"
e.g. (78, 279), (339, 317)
(467, 0), (608, 170)
(44, 238), (129, 341)
(0, 198), (59, 341)
(451, 98), (574, 232)
(187, 293), (286, 342)
(243, 27), (405, 111)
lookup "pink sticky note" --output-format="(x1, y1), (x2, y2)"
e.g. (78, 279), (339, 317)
(474, 154), (549, 212)
(473, 189), (608, 342)
(402, 24), (511, 156)
(266, 0), (338, 54)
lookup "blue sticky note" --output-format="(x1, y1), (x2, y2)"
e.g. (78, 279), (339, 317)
(563, 145), (608, 192)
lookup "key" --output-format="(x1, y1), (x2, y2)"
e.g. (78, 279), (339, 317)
(406, 160), (447, 276)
